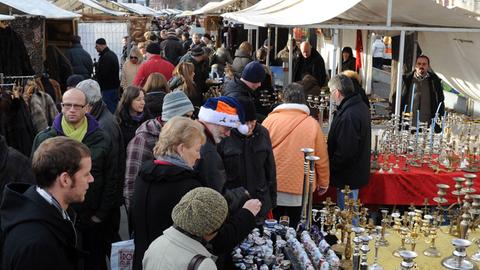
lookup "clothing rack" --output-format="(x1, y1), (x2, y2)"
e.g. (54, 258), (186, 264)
(0, 73), (36, 84)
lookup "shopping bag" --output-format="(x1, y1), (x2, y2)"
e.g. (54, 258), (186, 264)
(110, 239), (134, 270)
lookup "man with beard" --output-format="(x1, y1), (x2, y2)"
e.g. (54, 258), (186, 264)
(196, 96), (251, 211)
(400, 55), (444, 129)
(1, 137), (93, 270)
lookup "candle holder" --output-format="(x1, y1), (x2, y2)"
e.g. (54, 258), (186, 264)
(423, 214), (441, 257)
(452, 177), (466, 205)
(352, 233), (362, 270)
(393, 227), (408, 257)
(433, 184), (450, 205)
(377, 209), (390, 247)
(398, 250), (417, 270)
(359, 235), (371, 270)
(441, 238), (478, 270)
(369, 227), (384, 270)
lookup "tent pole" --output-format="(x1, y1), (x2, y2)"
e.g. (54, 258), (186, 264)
(266, 27), (271, 66)
(412, 32), (418, 69)
(386, 0), (393, 27)
(288, 27), (293, 84)
(365, 31), (373, 95)
(329, 28), (340, 128)
(274, 27), (278, 56)
(256, 27), (260, 52)
(394, 30), (406, 116)
(337, 29), (343, 74)
(248, 29), (252, 44)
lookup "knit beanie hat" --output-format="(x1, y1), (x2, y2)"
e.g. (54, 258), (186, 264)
(172, 187), (228, 237)
(161, 91), (194, 121)
(191, 45), (205, 57)
(167, 29), (176, 38)
(66, 75), (85, 88)
(146, 42), (161, 55)
(198, 96), (249, 135)
(241, 61), (266, 83)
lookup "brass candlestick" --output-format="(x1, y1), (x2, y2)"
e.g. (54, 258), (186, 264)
(423, 214), (441, 257)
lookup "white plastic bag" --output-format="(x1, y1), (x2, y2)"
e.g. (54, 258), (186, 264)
(111, 239), (134, 270)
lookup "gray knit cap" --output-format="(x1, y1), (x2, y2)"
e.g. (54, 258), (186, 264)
(172, 187), (228, 237)
(161, 90), (195, 121)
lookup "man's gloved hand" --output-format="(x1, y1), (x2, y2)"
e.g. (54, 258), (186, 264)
(224, 187), (250, 213)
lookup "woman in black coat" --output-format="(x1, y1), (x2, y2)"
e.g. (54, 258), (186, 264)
(132, 117), (206, 270)
(133, 117), (259, 270)
(341, 46), (356, 72)
(115, 86), (153, 148)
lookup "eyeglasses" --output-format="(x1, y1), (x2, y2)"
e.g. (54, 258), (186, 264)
(130, 56), (138, 60)
(61, 103), (86, 110)
(183, 112), (195, 119)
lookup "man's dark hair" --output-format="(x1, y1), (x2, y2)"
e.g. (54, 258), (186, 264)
(95, 38), (107, 45)
(282, 82), (306, 104)
(182, 32), (190, 39)
(32, 137), (91, 188)
(72, 35), (81, 44)
(416, 55), (430, 65)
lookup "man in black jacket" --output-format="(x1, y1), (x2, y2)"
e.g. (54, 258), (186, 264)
(400, 55), (444, 130)
(0, 135), (36, 267)
(327, 74), (371, 209)
(67, 36), (93, 80)
(293, 41), (327, 86)
(1, 137), (93, 270)
(160, 29), (185, 66)
(95, 38), (120, 113)
(32, 89), (118, 270)
(218, 98), (276, 224)
(222, 61), (266, 120)
(196, 97), (251, 211)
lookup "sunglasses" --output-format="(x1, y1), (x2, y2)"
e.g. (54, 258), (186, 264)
(130, 56), (138, 60)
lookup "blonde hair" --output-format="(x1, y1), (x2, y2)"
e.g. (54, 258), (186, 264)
(239, 41), (252, 54)
(129, 46), (143, 64)
(342, 70), (361, 83)
(173, 62), (196, 98)
(153, 116), (206, 157)
(144, 72), (169, 93)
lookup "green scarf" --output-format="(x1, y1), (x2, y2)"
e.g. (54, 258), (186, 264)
(61, 115), (88, 142)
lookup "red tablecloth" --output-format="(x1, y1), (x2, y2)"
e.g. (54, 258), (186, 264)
(315, 157), (479, 206)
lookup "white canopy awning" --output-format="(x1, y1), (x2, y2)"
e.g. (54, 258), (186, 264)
(52, 0), (126, 17)
(0, 0), (81, 19)
(110, 2), (156, 16)
(223, 0), (480, 29)
(0, 14), (14, 20)
(193, 0), (254, 15)
(419, 32), (480, 102)
(222, 0), (361, 27)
